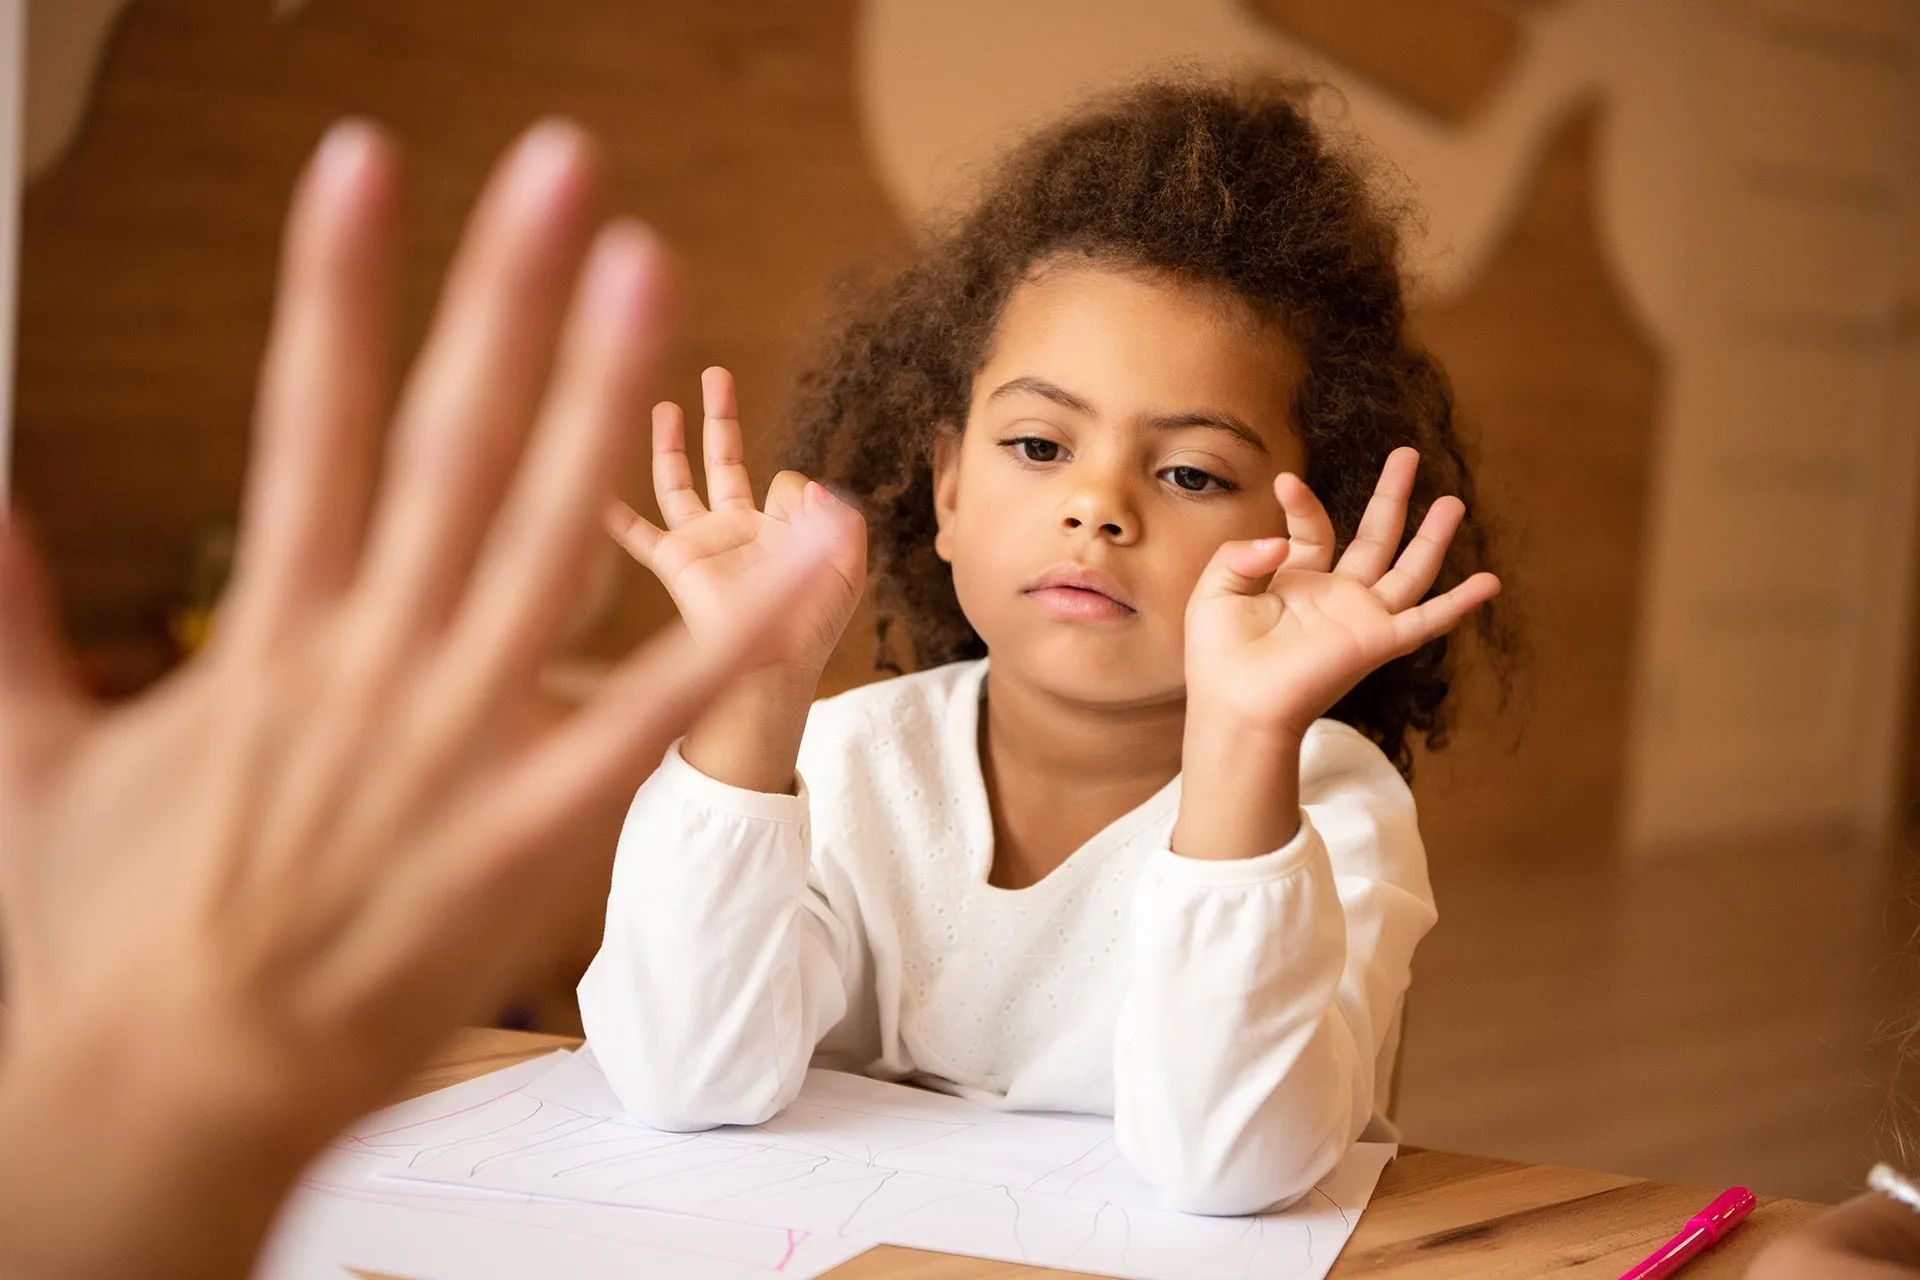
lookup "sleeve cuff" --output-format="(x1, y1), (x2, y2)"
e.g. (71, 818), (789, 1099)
(1147, 811), (1323, 887)
(655, 740), (812, 825)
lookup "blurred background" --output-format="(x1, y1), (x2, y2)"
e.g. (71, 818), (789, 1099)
(10, 0), (1920, 1203)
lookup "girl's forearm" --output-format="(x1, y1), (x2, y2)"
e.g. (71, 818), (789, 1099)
(681, 664), (820, 794)
(1171, 714), (1303, 860)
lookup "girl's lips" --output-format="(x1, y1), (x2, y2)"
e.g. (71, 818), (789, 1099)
(1022, 564), (1136, 621)
(1025, 585), (1135, 621)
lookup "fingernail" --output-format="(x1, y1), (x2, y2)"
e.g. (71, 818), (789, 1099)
(508, 117), (589, 201)
(313, 117), (380, 186)
(582, 219), (662, 316)
(1255, 536), (1285, 552)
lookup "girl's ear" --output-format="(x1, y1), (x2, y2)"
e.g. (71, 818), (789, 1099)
(931, 425), (962, 564)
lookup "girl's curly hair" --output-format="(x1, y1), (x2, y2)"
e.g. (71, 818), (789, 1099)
(781, 77), (1511, 777)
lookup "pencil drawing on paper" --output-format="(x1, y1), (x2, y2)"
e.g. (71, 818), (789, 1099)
(379, 1050), (1394, 1280)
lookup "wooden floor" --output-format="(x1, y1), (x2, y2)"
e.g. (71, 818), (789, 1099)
(1397, 835), (1920, 1204)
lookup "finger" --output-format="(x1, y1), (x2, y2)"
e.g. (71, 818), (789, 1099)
(316, 225), (671, 892)
(799, 481), (870, 594)
(651, 400), (707, 528)
(604, 498), (664, 570)
(375, 523), (838, 977)
(1333, 447), (1418, 585)
(436, 224), (670, 716)
(700, 366), (756, 510)
(1189, 536), (1291, 604)
(1275, 474), (1336, 573)
(355, 119), (604, 632)
(1373, 496), (1466, 612)
(489, 519), (834, 825)
(0, 516), (87, 757)
(223, 120), (399, 652)
(1387, 572), (1501, 654)
(763, 469), (810, 521)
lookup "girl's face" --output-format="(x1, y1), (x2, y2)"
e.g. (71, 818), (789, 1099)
(933, 261), (1304, 710)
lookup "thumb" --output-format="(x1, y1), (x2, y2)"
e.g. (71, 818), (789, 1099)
(801, 481), (866, 548)
(800, 479), (862, 528)
(0, 516), (82, 704)
(1190, 536), (1290, 605)
(469, 511), (842, 840)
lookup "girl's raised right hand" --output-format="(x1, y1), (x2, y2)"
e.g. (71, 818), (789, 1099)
(607, 366), (867, 694)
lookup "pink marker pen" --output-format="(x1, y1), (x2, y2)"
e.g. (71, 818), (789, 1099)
(1617, 1186), (1757, 1280)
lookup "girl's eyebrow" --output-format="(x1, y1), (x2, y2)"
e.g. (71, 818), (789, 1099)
(988, 375), (1269, 456)
(1141, 409), (1268, 456)
(988, 375), (1096, 415)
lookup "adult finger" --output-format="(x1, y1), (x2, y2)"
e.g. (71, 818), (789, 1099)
(1275, 474), (1337, 574)
(651, 401), (707, 528)
(473, 521), (834, 845)
(361, 525), (837, 991)
(223, 120), (399, 653)
(311, 225), (671, 897)
(429, 224), (671, 732)
(1373, 496), (1466, 612)
(700, 367), (756, 510)
(1387, 572), (1501, 654)
(0, 517), (86, 762)
(354, 119), (603, 634)
(1333, 447), (1417, 585)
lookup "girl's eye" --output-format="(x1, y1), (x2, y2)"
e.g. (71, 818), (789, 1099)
(1008, 437), (1061, 463)
(1166, 465), (1231, 493)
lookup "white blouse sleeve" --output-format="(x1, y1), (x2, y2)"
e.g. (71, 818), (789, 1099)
(1112, 723), (1437, 1215)
(577, 742), (855, 1131)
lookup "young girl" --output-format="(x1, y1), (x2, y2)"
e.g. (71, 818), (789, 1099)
(578, 79), (1504, 1216)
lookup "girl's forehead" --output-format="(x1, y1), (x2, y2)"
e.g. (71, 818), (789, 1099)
(976, 262), (1300, 441)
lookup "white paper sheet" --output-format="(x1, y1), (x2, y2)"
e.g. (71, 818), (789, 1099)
(254, 1053), (868, 1280)
(385, 1050), (1394, 1280)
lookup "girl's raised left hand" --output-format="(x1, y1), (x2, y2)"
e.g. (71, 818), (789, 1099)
(1183, 448), (1499, 754)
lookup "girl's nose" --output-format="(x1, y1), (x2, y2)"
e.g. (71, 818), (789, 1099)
(1058, 478), (1137, 544)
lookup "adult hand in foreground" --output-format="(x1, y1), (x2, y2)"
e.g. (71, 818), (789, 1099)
(0, 119), (829, 1280)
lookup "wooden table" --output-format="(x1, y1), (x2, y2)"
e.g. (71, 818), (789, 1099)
(379, 1029), (1828, 1279)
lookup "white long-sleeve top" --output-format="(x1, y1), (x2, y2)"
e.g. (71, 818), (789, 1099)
(578, 658), (1437, 1215)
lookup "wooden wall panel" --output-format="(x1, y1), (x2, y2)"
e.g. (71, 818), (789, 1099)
(1410, 110), (1663, 867)
(16, 0), (901, 663)
(1245, 0), (1520, 121)
(13, 0), (903, 1027)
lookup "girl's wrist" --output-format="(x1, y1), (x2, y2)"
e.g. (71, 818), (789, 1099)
(683, 662), (822, 794)
(1172, 718), (1304, 861)
(1182, 694), (1309, 764)
(735, 659), (829, 708)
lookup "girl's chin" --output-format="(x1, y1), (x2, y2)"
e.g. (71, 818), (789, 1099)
(981, 635), (1185, 710)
